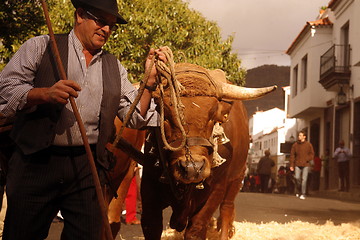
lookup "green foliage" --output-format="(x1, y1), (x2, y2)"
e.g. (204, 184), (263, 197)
(46, 0), (74, 34)
(0, 0), (246, 85)
(111, 0), (246, 84)
(0, 0), (46, 64)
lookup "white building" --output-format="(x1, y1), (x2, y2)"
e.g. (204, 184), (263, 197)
(248, 104), (296, 175)
(286, 0), (360, 190)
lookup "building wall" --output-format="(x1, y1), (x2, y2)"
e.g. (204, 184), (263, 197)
(248, 107), (296, 176)
(332, 0), (359, 101)
(288, 27), (334, 118)
(287, 0), (360, 189)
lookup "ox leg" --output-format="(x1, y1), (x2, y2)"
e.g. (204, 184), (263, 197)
(185, 165), (228, 240)
(184, 177), (228, 240)
(107, 161), (137, 239)
(218, 178), (242, 240)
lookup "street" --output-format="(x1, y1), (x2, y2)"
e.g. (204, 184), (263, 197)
(46, 192), (360, 239)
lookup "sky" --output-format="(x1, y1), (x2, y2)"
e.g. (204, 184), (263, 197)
(186, 0), (330, 70)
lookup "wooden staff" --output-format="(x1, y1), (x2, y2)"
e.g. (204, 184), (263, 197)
(40, 1), (114, 239)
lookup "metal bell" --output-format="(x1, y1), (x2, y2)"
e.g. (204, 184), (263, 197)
(217, 132), (230, 145)
(196, 182), (205, 189)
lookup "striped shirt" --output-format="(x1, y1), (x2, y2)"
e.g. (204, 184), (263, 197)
(0, 30), (158, 145)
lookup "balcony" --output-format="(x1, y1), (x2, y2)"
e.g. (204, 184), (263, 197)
(319, 44), (351, 90)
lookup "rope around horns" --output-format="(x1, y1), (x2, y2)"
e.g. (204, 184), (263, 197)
(112, 47), (187, 152)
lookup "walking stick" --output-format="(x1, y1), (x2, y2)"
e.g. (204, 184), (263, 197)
(40, 1), (114, 239)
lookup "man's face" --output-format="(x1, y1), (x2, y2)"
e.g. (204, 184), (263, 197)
(75, 8), (117, 53)
(298, 132), (306, 142)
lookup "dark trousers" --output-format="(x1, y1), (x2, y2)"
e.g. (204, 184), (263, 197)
(3, 147), (104, 240)
(311, 171), (320, 191)
(259, 174), (270, 193)
(338, 161), (350, 191)
(324, 167), (329, 190)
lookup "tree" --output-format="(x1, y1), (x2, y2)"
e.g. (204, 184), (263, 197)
(1, 0), (246, 85)
(0, 0), (46, 68)
(109, 0), (246, 84)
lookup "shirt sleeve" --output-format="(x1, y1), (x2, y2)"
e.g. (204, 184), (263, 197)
(0, 35), (49, 117)
(116, 62), (159, 129)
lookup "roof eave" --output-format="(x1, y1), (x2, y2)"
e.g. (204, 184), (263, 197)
(286, 18), (333, 55)
(286, 24), (311, 55)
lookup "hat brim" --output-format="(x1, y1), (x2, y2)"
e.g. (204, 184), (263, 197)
(71, 0), (127, 24)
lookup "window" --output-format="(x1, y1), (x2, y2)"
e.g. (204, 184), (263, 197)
(301, 55), (308, 90)
(341, 22), (350, 68)
(292, 65), (298, 97)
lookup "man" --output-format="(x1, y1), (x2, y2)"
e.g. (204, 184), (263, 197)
(0, 0), (166, 239)
(256, 149), (275, 193)
(321, 149), (330, 189)
(290, 131), (314, 200)
(333, 140), (352, 192)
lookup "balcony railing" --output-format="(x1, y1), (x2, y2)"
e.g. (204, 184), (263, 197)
(319, 44), (351, 90)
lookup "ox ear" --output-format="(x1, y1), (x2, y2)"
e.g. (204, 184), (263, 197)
(207, 69), (228, 83)
(213, 101), (233, 123)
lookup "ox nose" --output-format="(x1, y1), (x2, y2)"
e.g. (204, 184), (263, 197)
(179, 156), (207, 181)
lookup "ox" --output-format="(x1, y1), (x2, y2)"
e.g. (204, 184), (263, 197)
(104, 117), (145, 238)
(140, 62), (276, 240)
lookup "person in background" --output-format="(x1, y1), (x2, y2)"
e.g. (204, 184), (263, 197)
(290, 131), (314, 200)
(333, 140), (352, 192)
(256, 149), (275, 193)
(321, 149), (330, 190)
(124, 166), (141, 225)
(253, 174), (261, 192)
(0, 0), (166, 239)
(311, 154), (322, 191)
(285, 166), (295, 194)
(276, 166), (287, 194)
(249, 174), (256, 192)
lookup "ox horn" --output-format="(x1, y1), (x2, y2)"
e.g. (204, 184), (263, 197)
(219, 82), (277, 100)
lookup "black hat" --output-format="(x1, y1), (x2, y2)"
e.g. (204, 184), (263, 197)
(71, 0), (127, 24)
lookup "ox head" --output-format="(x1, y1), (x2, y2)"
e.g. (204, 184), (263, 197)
(153, 63), (276, 184)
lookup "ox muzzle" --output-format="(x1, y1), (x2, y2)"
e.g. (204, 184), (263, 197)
(169, 137), (214, 184)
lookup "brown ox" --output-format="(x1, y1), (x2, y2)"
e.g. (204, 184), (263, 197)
(140, 63), (276, 239)
(104, 117), (145, 238)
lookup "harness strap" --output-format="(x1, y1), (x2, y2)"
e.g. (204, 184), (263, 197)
(169, 137), (214, 149)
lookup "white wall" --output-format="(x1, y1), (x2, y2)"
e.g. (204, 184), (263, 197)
(288, 26), (335, 118)
(332, 0), (360, 100)
(251, 108), (285, 135)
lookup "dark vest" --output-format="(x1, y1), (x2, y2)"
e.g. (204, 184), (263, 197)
(10, 34), (121, 169)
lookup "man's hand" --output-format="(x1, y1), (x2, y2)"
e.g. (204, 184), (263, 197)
(144, 47), (168, 88)
(45, 80), (81, 104)
(139, 47), (167, 117)
(26, 80), (81, 107)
